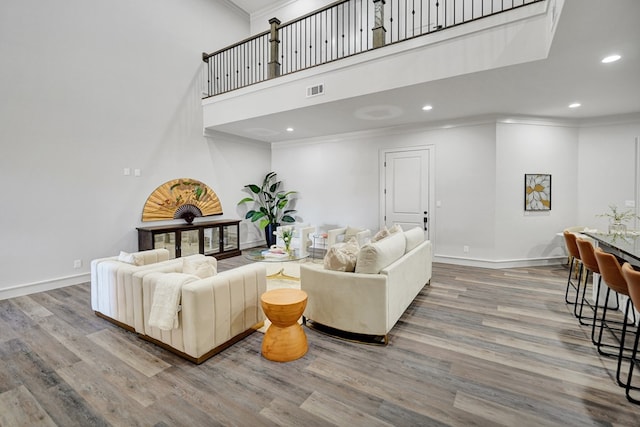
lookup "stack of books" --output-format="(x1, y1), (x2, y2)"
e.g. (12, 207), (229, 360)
(261, 247), (289, 259)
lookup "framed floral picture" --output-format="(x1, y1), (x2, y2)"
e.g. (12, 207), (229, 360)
(524, 174), (551, 211)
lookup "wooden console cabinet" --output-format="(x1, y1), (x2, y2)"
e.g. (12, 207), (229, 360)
(137, 219), (241, 259)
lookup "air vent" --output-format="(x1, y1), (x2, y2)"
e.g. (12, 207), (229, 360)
(306, 84), (324, 98)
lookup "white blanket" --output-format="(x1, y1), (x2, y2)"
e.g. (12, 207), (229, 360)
(148, 273), (196, 331)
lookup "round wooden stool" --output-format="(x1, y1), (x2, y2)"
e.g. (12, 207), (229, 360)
(260, 288), (308, 362)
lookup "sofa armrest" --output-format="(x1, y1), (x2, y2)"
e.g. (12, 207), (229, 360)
(356, 229), (372, 246)
(381, 240), (432, 328)
(327, 227), (347, 249)
(93, 260), (153, 325)
(298, 226), (315, 257)
(300, 264), (389, 336)
(90, 248), (169, 311)
(91, 255), (117, 311)
(181, 263), (267, 359)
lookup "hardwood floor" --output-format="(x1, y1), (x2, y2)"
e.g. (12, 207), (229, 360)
(1, 259), (639, 426)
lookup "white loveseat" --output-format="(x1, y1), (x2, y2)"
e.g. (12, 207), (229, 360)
(91, 248), (266, 363)
(300, 227), (432, 343)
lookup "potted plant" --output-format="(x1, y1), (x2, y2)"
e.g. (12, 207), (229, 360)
(237, 171), (297, 247)
(597, 204), (639, 234)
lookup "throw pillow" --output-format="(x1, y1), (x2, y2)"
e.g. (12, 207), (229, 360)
(389, 224), (403, 234)
(355, 231), (406, 274)
(183, 257), (216, 279)
(344, 226), (362, 242)
(324, 238), (360, 272)
(404, 226), (425, 253)
(372, 227), (389, 242)
(118, 251), (144, 266)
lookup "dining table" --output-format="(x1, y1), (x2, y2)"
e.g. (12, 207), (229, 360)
(583, 231), (640, 267)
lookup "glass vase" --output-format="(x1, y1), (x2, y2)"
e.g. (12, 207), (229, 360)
(608, 221), (627, 234)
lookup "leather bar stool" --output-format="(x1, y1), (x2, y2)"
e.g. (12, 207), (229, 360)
(621, 263), (640, 404)
(575, 237), (600, 325)
(563, 231), (584, 307)
(593, 248), (637, 386)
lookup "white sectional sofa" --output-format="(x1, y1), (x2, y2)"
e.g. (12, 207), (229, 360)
(300, 227), (432, 343)
(91, 248), (266, 363)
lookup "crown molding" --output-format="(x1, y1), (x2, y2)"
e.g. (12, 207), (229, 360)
(220, 0), (250, 19)
(203, 128), (270, 149)
(577, 112), (640, 128)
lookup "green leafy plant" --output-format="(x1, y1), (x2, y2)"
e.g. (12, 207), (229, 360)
(597, 204), (639, 223)
(237, 172), (297, 229)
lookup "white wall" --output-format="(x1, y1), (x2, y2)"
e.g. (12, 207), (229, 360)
(271, 121), (501, 263)
(495, 120), (579, 264)
(271, 116), (640, 268)
(0, 0), (272, 297)
(577, 117), (640, 231)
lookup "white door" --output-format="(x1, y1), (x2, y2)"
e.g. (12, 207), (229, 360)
(382, 148), (432, 239)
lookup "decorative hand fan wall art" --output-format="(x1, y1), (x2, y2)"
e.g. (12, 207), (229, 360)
(142, 178), (222, 223)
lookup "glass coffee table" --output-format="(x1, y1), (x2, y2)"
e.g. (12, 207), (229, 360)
(244, 248), (309, 280)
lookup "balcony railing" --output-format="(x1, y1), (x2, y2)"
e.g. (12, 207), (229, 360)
(202, 0), (543, 98)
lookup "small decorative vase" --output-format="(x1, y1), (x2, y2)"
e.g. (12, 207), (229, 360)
(284, 241), (291, 255)
(609, 221), (627, 234)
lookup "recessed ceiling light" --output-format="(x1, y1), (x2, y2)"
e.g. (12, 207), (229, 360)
(569, 102), (581, 108)
(602, 54), (621, 64)
(286, 127), (294, 132)
(422, 105), (433, 111)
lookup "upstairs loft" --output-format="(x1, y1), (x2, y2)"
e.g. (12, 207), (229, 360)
(202, 0), (554, 142)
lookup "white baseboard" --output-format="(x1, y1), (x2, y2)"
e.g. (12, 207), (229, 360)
(0, 273), (90, 301)
(434, 255), (566, 269)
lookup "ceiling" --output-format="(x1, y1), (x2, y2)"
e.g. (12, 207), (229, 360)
(221, 0), (640, 142)
(229, 0), (283, 15)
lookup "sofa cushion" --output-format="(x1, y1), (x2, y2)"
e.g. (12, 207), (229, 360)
(118, 251), (144, 266)
(324, 238), (359, 272)
(404, 227), (425, 253)
(183, 257), (216, 279)
(355, 231), (406, 274)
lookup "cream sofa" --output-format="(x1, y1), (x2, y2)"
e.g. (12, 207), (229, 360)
(91, 248), (266, 363)
(136, 263), (266, 364)
(300, 227), (432, 343)
(91, 248), (208, 330)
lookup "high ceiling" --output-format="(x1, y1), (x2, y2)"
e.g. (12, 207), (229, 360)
(220, 0), (640, 142)
(229, 0), (283, 15)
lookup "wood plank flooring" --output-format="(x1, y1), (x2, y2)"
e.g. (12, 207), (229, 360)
(1, 259), (640, 426)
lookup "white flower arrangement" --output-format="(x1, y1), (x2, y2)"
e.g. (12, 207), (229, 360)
(278, 226), (294, 252)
